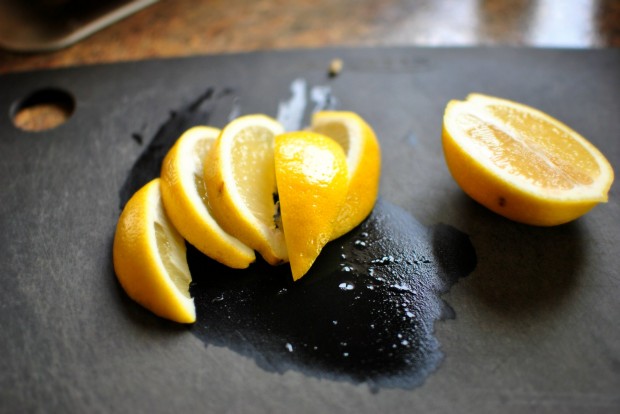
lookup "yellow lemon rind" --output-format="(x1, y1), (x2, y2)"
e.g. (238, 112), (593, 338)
(113, 179), (196, 323)
(274, 131), (349, 280)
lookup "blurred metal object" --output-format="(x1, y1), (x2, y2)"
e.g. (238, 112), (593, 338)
(0, 0), (158, 52)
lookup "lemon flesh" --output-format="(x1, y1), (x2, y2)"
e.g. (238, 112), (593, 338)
(443, 94), (614, 226)
(204, 115), (288, 265)
(113, 178), (195, 323)
(274, 131), (349, 280)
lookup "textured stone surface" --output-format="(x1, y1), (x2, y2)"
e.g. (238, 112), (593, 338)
(0, 47), (618, 413)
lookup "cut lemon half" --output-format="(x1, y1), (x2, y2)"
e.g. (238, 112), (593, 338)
(311, 111), (381, 239)
(443, 94), (614, 226)
(274, 131), (349, 280)
(160, 126), (255, 269)
(113, 178), (195, 323)
(204, 115), (288, 265)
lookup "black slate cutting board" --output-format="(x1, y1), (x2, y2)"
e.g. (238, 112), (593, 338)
(0, 47), (619, 413)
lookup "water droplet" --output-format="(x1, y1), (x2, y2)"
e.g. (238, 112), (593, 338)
(342, 266), (353, 273)
(401, 340), (409, 346)
(390, 283), (410, 292)
(332, 320), (338, 325)
(285, 343), (293, 352)
(277, 288), (288, 295)
(354, 240), (367, 249)
(343, 352), (349, 357)
(338, 282), (354, 291)
(367, 284), (375, 290)
(211, 294), (224, 303)
(371, 255), (396, 265)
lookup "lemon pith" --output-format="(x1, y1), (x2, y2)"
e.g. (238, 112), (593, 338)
(160, 126), (256, 269)
(443, 94), (614, 226)
(113, 178), (195, 323)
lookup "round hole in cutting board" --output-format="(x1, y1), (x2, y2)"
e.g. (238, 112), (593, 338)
(11, 88), (75, 132)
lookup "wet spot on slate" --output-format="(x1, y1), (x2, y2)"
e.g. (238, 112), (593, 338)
(131, 132), (143, 145)
(119, 87), (239, 209)
(188, 199), (476, 390)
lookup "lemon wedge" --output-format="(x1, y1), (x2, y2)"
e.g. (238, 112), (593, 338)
(160, 126), (255, 269)
(443, 94), (614, 225)
(274, 131), (349, 280)
(113, 178), (195, 323)
(311, 111), (381, 239)
(204, 115), (288, 265)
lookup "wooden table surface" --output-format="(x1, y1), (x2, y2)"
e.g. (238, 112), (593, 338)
(1, 0), (619, 75)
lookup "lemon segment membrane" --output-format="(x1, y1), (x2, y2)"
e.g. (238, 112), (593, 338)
(456, 106), (601, 196)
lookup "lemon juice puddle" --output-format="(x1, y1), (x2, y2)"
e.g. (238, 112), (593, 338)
(188, 199), (476, 389)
